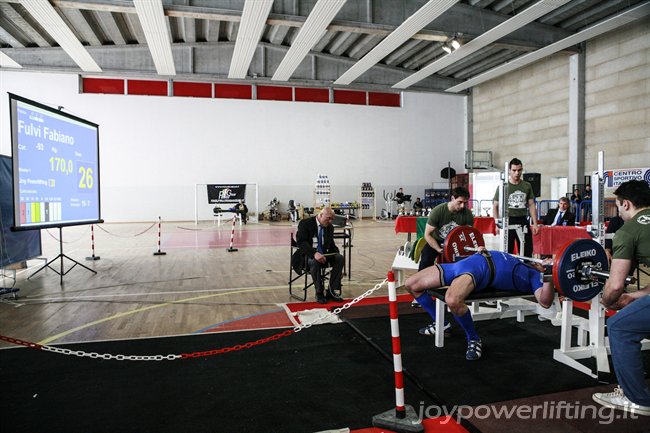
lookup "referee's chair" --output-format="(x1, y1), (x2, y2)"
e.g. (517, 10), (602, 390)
(289, 233), (336, 301)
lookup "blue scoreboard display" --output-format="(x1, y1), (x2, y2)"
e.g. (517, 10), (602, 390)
(9, 93), (101, 230)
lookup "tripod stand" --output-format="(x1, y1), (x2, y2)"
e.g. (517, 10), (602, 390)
(29, 226), (97, 285)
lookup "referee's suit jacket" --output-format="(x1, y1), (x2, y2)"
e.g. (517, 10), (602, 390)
(294, 216), (339, 261)
(543, 208), (576, 226)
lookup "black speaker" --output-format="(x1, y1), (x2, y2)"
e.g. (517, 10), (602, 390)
(523, 173), (541, 197)
(441, 167), (456, 179)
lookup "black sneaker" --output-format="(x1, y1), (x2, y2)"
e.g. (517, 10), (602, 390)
(326, 289), (343, 303)
(466, 339), (482, 361)
(418, 323), (451, 337)
(316, 292), (327, 304)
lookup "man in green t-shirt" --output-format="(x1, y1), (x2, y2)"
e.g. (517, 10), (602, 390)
(418, 186), (474, 271)
(493, 158), (539, 256)
(593, 180), (650, 416)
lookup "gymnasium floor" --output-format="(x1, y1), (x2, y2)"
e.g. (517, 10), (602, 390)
(1, 218), (649, 432)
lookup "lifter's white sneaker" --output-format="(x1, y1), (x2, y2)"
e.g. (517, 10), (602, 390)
(592, 386), (650, 416)
(418, 322), (451, 337)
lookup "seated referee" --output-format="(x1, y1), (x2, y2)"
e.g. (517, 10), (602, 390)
(405, 248), (555, 360)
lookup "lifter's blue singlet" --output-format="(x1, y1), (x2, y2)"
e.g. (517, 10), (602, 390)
(436, 251), (543, 294)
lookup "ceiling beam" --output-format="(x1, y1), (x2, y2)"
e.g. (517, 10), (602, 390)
(335, 0), (460, 85)
(0, 50), (22, 67)
(393, 0), (571, 89)
(9, 0), (575, 50)
(272, 0), (347, 82)
(59, 7), (102, 46)
(228, 0), (273, 79)
(446, 2), (650, 92)
(20, 0), (101, 72)
(133, 0), (175, 75)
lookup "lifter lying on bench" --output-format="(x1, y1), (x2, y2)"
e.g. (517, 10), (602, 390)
(405, 247), (554, 361)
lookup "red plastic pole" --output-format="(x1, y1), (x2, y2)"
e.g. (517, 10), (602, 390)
(153, 216), (167, 256)
(227, 214), (238, 252)
(387, 271), (405, 419)
(85, 224), (100, 261)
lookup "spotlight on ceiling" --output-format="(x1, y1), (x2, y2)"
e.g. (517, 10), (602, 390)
(442, 37), (461, 54)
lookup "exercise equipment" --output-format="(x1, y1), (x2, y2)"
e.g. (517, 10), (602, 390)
(413, 237), (426, 263)
(442, 226), (485, 262)
(403, 241), (412, 259)
(445, 227), (636, 302)
(551, 239), (608, 302)
(427, 152), (647, 379)
(447, 226), (636, 302)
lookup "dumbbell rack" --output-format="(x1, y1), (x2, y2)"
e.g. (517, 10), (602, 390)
(359, 182), (376, 220)
(313, 174), (330, 210)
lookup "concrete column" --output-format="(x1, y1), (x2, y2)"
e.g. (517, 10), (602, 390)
(465, 91), (473, 162)
(568, 49), (585, 188)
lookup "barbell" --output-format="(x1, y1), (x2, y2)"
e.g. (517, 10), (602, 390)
(443, 226), (636, 302)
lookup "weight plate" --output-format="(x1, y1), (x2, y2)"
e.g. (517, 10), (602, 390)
(552, 239), (608, 302)
(443, 226), (485, 262)
(413, 237), (426, 263)
(403, 241), (412, 259)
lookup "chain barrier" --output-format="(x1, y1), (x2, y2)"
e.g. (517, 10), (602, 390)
(95, 222), (157, 238)
(45, 227), (89, 244)
(0, 279), (389, 361)
(293, 279), (388, 332)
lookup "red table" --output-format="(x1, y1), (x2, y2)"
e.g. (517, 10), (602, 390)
(394, 216), (496, 238)
(532, 226), (592, 256)
(473, 217), (496, 235)
(394, 216), (425, 234)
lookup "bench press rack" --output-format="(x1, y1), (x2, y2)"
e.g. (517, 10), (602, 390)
(549, 296), (650, 380)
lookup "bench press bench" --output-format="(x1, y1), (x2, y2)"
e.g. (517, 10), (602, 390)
(428, 287), (548, 348)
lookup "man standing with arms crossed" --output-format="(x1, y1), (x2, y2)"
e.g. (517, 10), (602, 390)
(493, 158), (539, 257)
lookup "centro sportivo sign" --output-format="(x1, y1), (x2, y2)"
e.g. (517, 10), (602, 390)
(603, 168), (650, 188)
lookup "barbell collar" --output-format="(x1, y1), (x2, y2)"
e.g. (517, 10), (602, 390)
(579, 266), (636, 286)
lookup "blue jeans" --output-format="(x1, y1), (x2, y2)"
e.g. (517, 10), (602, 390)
(608, 295), (650, 406)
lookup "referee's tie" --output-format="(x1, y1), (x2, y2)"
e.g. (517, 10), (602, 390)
(553, 211), (563, 226)
(317, 225), (324, 253)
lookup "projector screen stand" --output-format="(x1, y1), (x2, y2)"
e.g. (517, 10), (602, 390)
(28, 226), (97, 285)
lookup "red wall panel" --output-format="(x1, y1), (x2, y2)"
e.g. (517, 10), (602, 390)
(294, 87), (329, 103)
(127, 80), (168, 96)
(82, 78), (124, 94)
(173, 81), (212, 98)
(257, 85), (293, 101)
(214, 83), (252, 99)
(368, 92), (401, 107)
(333, 89), (366, 105)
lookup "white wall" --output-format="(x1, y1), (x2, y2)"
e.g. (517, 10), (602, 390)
(0, 70), (467, 222)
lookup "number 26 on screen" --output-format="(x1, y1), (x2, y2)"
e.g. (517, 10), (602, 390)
(78, 166), (94, 189)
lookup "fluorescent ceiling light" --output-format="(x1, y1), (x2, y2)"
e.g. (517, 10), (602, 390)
(334, 0), (459, 85)
(446, 2), (650, 92)
(393, 0), (571, 89)
(20, 0), (101, 72)
(272, 0), (347, 81)
(229, 0), (274, 79)
(133, 0), (176, 76)
(0, 51), (22, 68)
